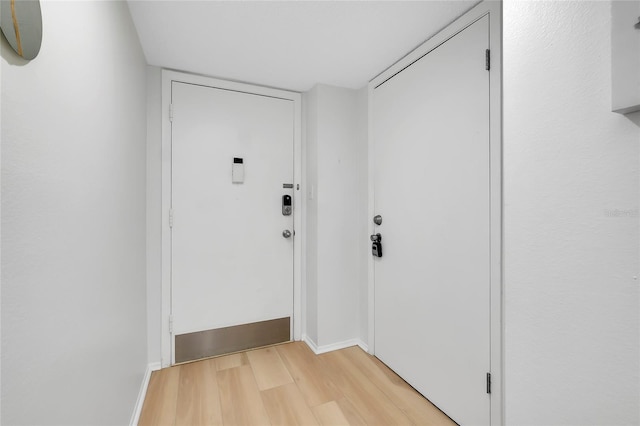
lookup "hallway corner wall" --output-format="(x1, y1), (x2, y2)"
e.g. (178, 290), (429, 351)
(1, 1), (148, 424)
(146, 66), (162, 365)
(504, 2), (640, 424)
(304, 84), (368, 350)
(355, 87), (369, 348)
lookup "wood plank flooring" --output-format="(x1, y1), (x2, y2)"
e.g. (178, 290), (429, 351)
(139, 342), (455, 426)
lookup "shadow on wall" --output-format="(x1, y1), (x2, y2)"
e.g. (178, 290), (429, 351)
(625, 111), (640, 128)
(1, 33), (29, 66)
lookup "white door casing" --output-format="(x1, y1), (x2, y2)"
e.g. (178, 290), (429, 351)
(161, 71), (302, 366)
(368, 2), (502, 425)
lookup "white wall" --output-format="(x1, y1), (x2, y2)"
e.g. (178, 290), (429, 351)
(355, 88), (369, 346)
(304, 84), (368, 350)
(1, 1), (148, 424)
(146, 66), (162, 364)
(504, 2), (640, 425)
(304, 87), (319, 345)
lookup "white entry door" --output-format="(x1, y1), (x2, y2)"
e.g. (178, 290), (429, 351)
(373, 16), (491, 426)
(171, 81), (295, 363)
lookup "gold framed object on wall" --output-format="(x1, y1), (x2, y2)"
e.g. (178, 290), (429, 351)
(0, 0), (42, 60)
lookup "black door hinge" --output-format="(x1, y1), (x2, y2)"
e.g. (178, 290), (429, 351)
(486, 372), (492, 394)
(485, 49), (491, 71)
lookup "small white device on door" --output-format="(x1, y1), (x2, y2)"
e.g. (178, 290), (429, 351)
(232, 157), (244, 183)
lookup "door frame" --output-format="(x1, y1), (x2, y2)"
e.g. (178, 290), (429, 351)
(160, 70), (303, 367)
(367, 1), (503, 424)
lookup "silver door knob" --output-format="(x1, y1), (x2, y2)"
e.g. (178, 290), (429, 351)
(282, 230), (292, 238)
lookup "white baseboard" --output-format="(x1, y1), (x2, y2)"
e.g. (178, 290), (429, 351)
(356, 340), (369, 353)
(130, 362), (161, 426)
(302, 334), (369, 355)
(301, 334), (320, 353)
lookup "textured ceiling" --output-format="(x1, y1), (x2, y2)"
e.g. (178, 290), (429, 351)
(127, 1), (479, 92)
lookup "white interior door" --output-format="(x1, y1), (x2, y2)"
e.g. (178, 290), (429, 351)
(171, 81), (294, 360)
(373, 16), (491, 426)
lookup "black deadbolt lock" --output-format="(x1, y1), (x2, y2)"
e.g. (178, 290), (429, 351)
(371, 233), (383, 257)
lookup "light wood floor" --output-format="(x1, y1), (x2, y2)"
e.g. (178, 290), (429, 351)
(139, 342), (455, 425)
